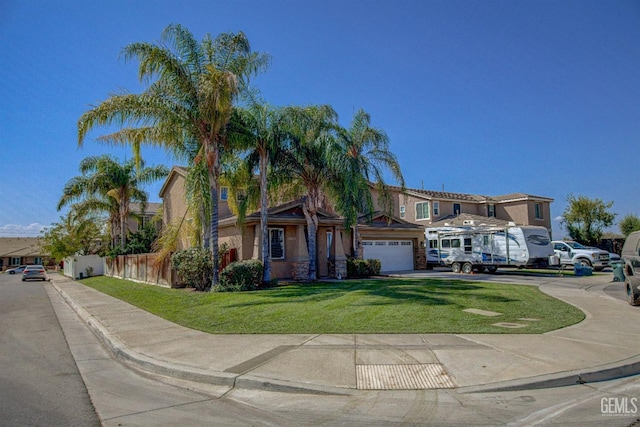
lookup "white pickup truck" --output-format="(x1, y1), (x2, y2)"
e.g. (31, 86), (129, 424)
(551, 240), (610, 271)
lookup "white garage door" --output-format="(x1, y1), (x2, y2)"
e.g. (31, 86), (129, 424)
(362, 240), (414, 272)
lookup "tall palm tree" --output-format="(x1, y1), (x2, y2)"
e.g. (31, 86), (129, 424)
(328, 108), (405, 257)
(274, 105), (339, 281)
(58, 155), (168, 249)
(77, 24), (269, 288)
(229, 93), (290, 284)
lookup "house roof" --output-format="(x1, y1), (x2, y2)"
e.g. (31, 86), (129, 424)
(358, 211), (424, 229)
(387, 184), (553, 204)
(0, 238), (46, 257)
(427, 213), (516, 228)
(129, 202), (162, 216)
(158, 166), (188, 198)
(219, 198), (344, 228)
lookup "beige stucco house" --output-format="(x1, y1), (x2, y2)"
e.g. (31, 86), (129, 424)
(159, 167), (426, 280)
(158, 167), (554, 280)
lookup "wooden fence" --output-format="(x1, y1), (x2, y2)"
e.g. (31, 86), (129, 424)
(104, 253), (179, 288)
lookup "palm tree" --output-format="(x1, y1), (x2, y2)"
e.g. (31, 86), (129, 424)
(229, 93), (290, 284)
(274, 105), (339, 280)
(58, 155), (168, 250)
(77, 24), (269, 288)
(328, 108), (405, 257)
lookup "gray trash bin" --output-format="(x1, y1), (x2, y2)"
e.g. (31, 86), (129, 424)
(612, 261), (625, 282)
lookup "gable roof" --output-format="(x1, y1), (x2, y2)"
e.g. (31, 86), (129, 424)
(358, 211), (424, 229)
(158, 166), (188, 198)
(219, 198), (343, 227)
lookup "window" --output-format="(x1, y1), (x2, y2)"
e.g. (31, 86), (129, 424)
(10, 257), (20, 265)
(441, 239), (451, 249)
(535, 203), (542, 219)
(453, 203), (461, 215)
(416, 202), (430, 221)
(487, 204), (495, 217)
(34, 257), (42, 265)
(269, 228), (284, 259)
(464, 238), (472, 254)
(400, 205), (406, 218)
(451, 239), (461, 248)
(326, 232), (333, 259)
(433, 202), (439, 216)
(220, 186), (229, 201)
(429, 240), (438, 249)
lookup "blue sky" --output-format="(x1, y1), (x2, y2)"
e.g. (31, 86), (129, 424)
(1, 0), (639, 239)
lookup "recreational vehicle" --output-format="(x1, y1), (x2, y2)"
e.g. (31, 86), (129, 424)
(426, 225), (554, 273)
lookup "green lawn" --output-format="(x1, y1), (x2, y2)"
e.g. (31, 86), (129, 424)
(81, 276), (585, 334)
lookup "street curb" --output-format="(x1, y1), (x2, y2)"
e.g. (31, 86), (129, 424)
(457, 356), (640, 393)
(49, 277), (351, 396)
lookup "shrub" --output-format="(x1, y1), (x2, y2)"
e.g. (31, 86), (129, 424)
(367, 259), (381, 276)
(171, 247), (213, 291)
(347, 258), (381, 278)
(216, 259), (264, 292)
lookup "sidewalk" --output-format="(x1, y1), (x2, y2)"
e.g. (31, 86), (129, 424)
(47, 272), (640, 395)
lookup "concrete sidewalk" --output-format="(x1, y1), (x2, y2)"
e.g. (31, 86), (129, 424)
(47, 272), (640, 395)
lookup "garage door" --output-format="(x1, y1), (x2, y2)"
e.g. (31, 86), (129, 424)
(362, 240), (414, 272)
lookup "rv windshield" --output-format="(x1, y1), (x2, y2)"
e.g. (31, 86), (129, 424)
(566, 241), (586, 249)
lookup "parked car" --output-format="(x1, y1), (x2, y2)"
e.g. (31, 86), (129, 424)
(622, 231), (640, 305)
(6, 265), (27, 274)
(21, 265), (47, 282)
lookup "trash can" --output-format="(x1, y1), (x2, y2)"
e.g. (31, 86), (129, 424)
(612, 261), (625, 282)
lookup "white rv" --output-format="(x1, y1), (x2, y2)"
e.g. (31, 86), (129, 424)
(426, 225), (554, 273)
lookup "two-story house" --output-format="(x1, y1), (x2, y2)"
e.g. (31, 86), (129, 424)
(159, 167), (553, 281)
(371, 185), (553, 234)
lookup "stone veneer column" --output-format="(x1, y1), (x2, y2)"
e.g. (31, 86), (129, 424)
(332, 229), (348, 279)
(291, 224), (310, 281)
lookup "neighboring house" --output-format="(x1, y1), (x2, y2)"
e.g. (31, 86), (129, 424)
(0, 237), (50, 270)
(372, 186), (553, 235)
(159, 166), (426, 279)
(127, 202), (162, 233)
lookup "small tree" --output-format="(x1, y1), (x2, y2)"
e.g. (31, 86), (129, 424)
(40, 210), (108, 262)
(561, 194), (616, 246)
(620, 214), (640, 237)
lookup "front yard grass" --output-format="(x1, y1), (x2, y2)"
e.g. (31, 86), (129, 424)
(81, 276), (585, 334)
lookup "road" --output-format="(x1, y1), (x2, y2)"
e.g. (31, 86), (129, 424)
(0, 273), (100, 426)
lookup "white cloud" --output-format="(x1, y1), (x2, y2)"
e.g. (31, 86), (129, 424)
(553, 216), (563, 222)
(0, 223), (48, 237)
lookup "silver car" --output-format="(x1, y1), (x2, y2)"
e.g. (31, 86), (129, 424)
(7, 265), (27, 274)
(21, 265), (48, 282)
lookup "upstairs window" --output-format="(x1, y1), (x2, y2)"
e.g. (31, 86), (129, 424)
(453, 203), (461, 215)
(433, 201), (440, 216)
(487, 204), (495, 217)
(220, 186), (229, 201)
(400, 205), (406, 219)
(535, 203), (542, 219)
(416, 202), (430, 221)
